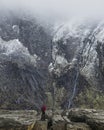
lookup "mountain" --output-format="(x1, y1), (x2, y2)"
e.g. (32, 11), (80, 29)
(0, 12), (104, 110)
(51, 18), (104, 109)
(0, 12), (52, 110)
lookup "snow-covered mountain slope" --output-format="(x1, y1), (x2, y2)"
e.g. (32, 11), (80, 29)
(53, 18), (92, 41)
(51, 18), (104, 85)
(0, 38), (38, 68)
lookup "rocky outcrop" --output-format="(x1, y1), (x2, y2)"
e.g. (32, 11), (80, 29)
(0, 110), (37, 130)
(0, 109), (103, 130)
(68, 108), (104, 130)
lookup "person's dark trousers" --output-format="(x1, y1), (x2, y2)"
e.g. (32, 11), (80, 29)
(41, 111), (45, 121)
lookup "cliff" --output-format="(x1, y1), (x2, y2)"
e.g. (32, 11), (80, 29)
(0, 12), (104, 109)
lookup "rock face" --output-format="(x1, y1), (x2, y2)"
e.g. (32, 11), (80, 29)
(0, 11), (104, 109)
(0, 12), (52, 110)
(50, 18), (104, 109)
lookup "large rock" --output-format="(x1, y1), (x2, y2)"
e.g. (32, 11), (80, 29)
(68, 108), (104, 130)
(87, 111), (104, 130)
(0, 119), (35, 130)
(0, 110), (37, 130)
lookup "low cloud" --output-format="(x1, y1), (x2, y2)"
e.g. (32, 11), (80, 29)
(0, 0), (104, 21)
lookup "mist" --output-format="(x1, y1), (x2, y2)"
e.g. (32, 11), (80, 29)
(0, 0), (104, 23)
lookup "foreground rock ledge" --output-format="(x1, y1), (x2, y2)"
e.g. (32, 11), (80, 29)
(0, 110), (38, 130)
(68, 108), (104, 130)
(0, 109), (103, 130)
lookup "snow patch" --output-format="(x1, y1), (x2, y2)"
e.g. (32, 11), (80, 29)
(0, 38), (37, 68)
(53, 18), (92, 42)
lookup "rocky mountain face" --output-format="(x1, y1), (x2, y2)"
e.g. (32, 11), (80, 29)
(0, 12), (52, 110)
(0, 12), (104, 110)
(50, 18), (104, 109)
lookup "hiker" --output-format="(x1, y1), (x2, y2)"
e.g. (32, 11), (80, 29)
(41, 105), (47, 121)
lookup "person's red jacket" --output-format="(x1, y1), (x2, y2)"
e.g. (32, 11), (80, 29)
(41, 105), (46, 112)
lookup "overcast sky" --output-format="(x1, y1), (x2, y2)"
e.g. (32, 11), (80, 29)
(0, 0), (104, 20)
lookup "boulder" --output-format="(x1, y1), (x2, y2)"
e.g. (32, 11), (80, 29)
(0, 110), (37, 130)
(0, 117), (35, 130)
(68, 109), (104, 130)
(68, 109), (91, 122)
(86, 111), (104, 130)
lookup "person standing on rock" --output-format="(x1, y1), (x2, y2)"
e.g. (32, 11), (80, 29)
(41, 105), (47, 121)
